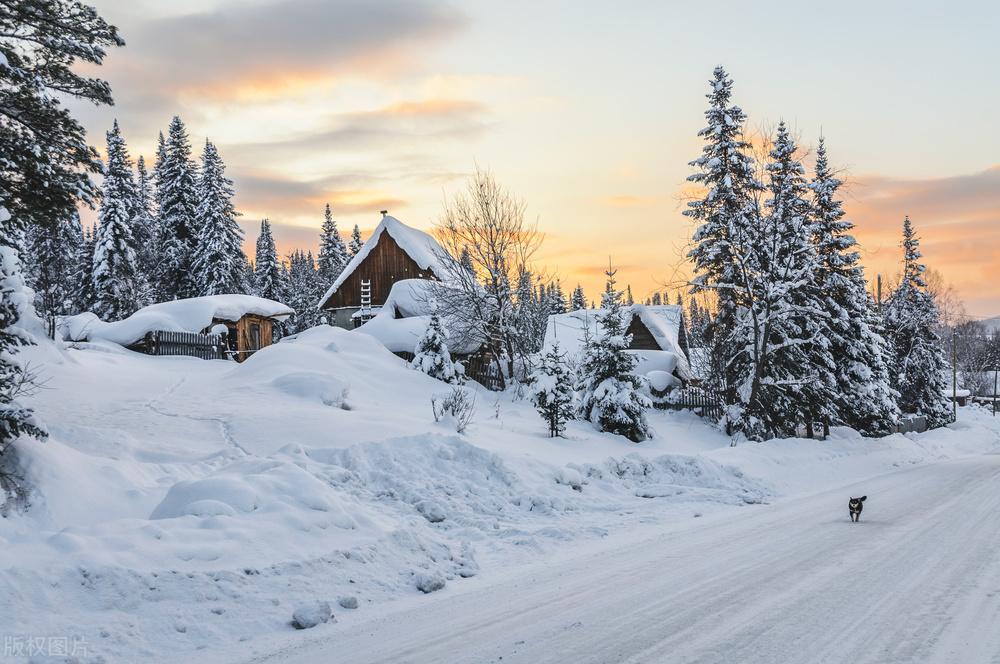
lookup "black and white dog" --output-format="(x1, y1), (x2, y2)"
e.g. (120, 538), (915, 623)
(848, 496), (867, 522)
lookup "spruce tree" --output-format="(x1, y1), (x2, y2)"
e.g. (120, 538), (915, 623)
(410, 303), (463, 384)
(285, 250), (323, 333)
(132, 155), (159, 284)
(549, 280), (568, 314)
(0, 201), (47, 457)
(26, 209), (81, 331)
(531, 342), (575, 437)
(73, 224), (97, 313)
(810, 138), (898, 435)
(192, 140), (246, 296)
(625, 285), (634, 306)
(576, 266), (651, 442)
(684, 67), (762, 404)
(156, 117), (199, 300)
(254, 219), (283, 302)
(349, 224), (363, 257)
(92, 121), (145, 320)
(0, 0), (123, 230)
(884, 217), (952, 428)
(317, 204), (349, 284)
(571, 284), (587, 311)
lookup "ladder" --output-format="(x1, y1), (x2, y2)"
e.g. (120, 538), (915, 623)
(360, 280), (372, 320)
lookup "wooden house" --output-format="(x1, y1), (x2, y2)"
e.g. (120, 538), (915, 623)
(60, 295), (294, 362)
(317, 213), (450, 329)
(543, 305), (692, 387)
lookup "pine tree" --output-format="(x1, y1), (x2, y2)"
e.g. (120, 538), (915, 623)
(0, 1), (123, 230)
(317, 204), (348, 284)
(884, 217), (952, 428)
(254, 219), (283, 302)
(25, 209), (81, 331)
(192, 140), (246, 296)
(625, 285), (634, 306)
(0, 201), (47, 457)
(531, 342), (575, 437)
(349, 224), (363, 257)
(571, 284), (586, 311)
(810, 138), (898, 435)
(410, 303), (463, 384)
(650, 292), (662, 306)
(92, 121), (145, 320)
(576, 265), (651, 442)
(156, 117), (199, 300)
(684, 67), (762, 405)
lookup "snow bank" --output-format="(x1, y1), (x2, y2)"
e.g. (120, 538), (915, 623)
(60, 295), (293, 345)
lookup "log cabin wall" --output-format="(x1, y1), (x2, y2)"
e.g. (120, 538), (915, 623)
(322, 232), (436, 309)
(625, 314), (661, 351)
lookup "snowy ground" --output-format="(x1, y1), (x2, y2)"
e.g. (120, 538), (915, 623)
(2, 326), (999, 663)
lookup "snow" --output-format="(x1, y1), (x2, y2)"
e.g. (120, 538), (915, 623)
(543, 305), (690, 379)
(59, 294), (293, 345)
(317, 215), (449, 309)
(355, 279), (480, 355)
(2, 326), (1000, 662)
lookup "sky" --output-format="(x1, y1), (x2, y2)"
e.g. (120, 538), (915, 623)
(76, 0), (1000, 315)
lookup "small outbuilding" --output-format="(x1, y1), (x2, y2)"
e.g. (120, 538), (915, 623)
(61, 295), (294, 362)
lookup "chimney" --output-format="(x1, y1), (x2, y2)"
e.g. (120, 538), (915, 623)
(380, 209), (388, 216)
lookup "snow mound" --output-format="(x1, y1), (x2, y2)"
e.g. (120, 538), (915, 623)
(61, 295), (293, 345)
(291, 601), (333, 629)
(414, 573), (446, 594)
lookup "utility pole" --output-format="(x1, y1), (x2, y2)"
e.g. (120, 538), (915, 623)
(876, 274), (883, 313)
(952, 329), (958, 422)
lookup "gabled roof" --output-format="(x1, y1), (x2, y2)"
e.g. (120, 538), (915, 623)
(542, 304), (691, 379)
(316, 214), (449, 309)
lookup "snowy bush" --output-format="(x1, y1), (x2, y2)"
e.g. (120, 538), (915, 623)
(410, 303), (464, 384)
(291, 601), (333, 629)
(530, 343), (575, 437)
(431, 387), (475, 433)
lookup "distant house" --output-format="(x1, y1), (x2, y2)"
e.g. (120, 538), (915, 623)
(543, 305), (692, 388)
(317, 213), (450, 329)
(354, 279), (502, 389)
(61, 295), (294, 362)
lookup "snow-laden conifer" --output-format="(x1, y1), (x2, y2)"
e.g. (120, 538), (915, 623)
(92, 121), (145, 320)
(570, 284), (586, 311)
(884, 217), (952, 428)
(531, 342), (575, 437)
(349, 224), (363, 257)
(192, 140), (247, 296)
(810, 138), (898, 434)
(156, 117), (199, 300)
(254, 219), (284, 302)
(576, 266), (651, 442)
(317, 204), (348, 284)
(410, 303), (463, 384)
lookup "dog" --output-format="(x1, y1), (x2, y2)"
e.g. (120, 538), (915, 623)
(848, 496), (867, 523)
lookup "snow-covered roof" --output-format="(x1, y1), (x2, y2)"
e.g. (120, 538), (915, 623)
(317, 215), (449, 309)
(61, 295), (294, 345)
(353, 280), (479, 355)
(543, 305), (690, 379)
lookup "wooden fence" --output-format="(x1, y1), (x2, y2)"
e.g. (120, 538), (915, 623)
(656, 387), (724, 421)
(140, 330), (226, 360)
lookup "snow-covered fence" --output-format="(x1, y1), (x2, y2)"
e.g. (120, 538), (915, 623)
(139, 330), (226, 360)
(660, 387), (724, 421)
(895, 415), (928, 434)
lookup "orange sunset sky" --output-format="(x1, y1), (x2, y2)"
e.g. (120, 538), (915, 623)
(74, 0), (1000, 316)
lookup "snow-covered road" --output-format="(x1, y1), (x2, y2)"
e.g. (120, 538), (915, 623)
(251, 454), (1000, 664)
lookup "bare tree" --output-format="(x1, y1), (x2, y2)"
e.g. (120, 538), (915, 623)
(432, 169), (543, 388)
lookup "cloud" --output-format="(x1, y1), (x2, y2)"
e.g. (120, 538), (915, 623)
(232, 171), (405, 219)
(845, 166), (1000, 314)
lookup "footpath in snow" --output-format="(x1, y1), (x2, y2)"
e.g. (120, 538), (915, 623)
(1, 326), (998, 663)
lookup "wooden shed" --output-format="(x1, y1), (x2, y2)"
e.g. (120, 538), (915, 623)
(317, 213), (449, 329)
(61, 295), (294, 362)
